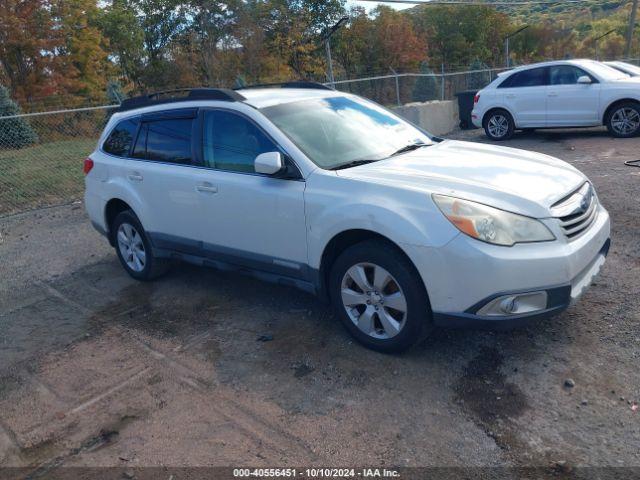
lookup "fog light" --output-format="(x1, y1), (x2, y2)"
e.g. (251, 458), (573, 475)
(499, 296), (519, 314)
(477, 291), (548, 317)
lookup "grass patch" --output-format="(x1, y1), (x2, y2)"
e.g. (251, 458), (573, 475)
(0, 138), (97, 216)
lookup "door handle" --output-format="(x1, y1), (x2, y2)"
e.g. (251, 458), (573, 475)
(505, 94), (516, 99)
(548, 92), (558, 97)
(196, 183), (218, 194)
(128, 172), (143, 182)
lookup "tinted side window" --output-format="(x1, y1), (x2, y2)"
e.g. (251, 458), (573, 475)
(550, 66), (589, 85)
(501, 68), (548, 88)
(203, 110), (277, 173)
(143, 118), (193, 165)
(132, 124), (147, 159)
(103, 119), (138, 156)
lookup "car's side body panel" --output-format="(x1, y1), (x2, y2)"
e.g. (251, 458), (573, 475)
(502, 85), (548, 127)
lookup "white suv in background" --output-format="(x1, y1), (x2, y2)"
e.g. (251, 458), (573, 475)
(85, 84), (610, 352)
(472, 59), (640, 140)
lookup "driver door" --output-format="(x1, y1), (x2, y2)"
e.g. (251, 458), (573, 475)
(194, 109), (309, 280)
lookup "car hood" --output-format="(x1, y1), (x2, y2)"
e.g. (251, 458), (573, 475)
(613, 76), (640, 84)
(336, 140), (586, 217)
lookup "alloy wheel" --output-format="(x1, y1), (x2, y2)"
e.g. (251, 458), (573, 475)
(488, 114), (509, 139)
(117, 223), (146, 272)
(611, 107), (640, 136)
(340, 263), (407, 339)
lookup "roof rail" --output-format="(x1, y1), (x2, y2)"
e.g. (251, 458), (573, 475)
(118, 88), (246, 112)
(235, 81), (334, 91)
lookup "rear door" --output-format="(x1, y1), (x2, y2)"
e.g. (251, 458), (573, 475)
(546, 65), (601, 126)
(124, 109), (203, 250)
(499, 67), (549, 127)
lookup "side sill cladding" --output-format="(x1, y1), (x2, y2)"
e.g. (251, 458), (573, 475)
(148, 232), (321, 296)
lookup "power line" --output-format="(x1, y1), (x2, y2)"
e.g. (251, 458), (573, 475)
(357, 0), (600, 5)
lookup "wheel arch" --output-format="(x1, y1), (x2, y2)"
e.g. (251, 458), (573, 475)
(602, 98), (640, 125)
(104, 198), (135, 246)
(317, 229), (421, 302)
(482, 106), (516, 128)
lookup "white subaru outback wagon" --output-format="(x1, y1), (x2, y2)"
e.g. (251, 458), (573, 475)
(85, 83), (610, 352)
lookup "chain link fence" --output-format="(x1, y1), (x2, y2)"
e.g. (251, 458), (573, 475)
(2, 58), (639, 218)
(328, 67), (511, 106)
(0, 105), (116, 217)
(328, 58), (640, 105)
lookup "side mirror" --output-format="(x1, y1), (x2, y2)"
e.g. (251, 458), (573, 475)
(577, 75), (592, 85)
(255, 151), (283, 175)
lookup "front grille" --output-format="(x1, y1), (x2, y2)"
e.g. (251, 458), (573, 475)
(552, 183), (598, 240)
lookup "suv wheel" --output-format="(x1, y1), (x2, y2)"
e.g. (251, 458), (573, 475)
(483, 110), (515, 141)
(112, 210), (168, 280)
(329, 240), (433, 353)
(606, 102), (640, 138)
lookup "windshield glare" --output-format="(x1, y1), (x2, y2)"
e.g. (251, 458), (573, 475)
(261, 96), (433, 169)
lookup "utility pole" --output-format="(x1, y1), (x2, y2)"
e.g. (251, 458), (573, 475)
(626, 0), (639, 58)
(595, 29), (616, 61)
(322, 16), (349, 86)
(325, 40), (335, 85)
(504, 25), (529, 68)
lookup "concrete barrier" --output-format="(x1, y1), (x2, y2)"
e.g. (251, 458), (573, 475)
(393, 100), (459, 136)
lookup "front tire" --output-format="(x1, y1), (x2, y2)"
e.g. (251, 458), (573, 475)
(111, 210), (168, 281)
(483, 109), (515, 141)
(606, 102), (640, 138)
(329, 239), (433, 353)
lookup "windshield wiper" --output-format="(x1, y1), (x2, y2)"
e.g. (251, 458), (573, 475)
(389, 142), (430, 157)
(330, 159), (379, 171)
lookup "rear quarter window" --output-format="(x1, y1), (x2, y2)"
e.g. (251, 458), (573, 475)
(103, 118), (139, 156)
(498, 67), (548, 88)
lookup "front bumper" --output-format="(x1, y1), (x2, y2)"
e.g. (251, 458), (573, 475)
(402, 204), (611, 329)
(431, 238), (610, 329)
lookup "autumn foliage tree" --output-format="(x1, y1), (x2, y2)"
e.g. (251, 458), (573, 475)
(0, 0), (66, 102)
(0, 0), (636, 109)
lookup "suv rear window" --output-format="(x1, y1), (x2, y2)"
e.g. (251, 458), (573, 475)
(499, 67), (548, 88)
(103, 119), (139, 156)
(132, 117), (193, 165)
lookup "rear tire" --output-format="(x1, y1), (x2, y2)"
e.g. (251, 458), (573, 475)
(329, 239), (433, 353)
(605, 101), (640, 138)
(483, 109), (515, 141)
(111, 210), (168, 281)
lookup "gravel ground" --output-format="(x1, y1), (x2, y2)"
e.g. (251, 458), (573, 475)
(0, 127), (639, 475)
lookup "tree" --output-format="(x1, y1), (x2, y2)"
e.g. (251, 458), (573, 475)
(412, 62), (438, 102)
(0, 86), (38, 149)
(412, 5), (510, 69)
(54, 0), (111, 102)
(99, 0), (145, 88)
(467, 58), (491, 90)
(0, 0), (65, 102)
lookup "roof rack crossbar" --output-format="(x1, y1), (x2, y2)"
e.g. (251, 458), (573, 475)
(118, 88), (245, 112)
(235, 81), (334, 91)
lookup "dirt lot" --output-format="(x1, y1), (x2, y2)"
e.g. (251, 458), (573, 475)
(1, 127), (639, 475)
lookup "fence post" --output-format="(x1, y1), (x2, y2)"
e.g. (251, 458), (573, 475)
(390, 67), (401, 106)
(440, 63), (445, 101)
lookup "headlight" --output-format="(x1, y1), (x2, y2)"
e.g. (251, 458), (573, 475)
(432, 194), (555, 246)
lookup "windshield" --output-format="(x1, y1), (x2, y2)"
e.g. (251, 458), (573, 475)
(261, 96), (433, 169)
(609, 62), (640, 76)
(582, 60), (630, 80)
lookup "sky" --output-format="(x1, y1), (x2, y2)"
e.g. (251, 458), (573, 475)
(345, 0), (413, 12)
